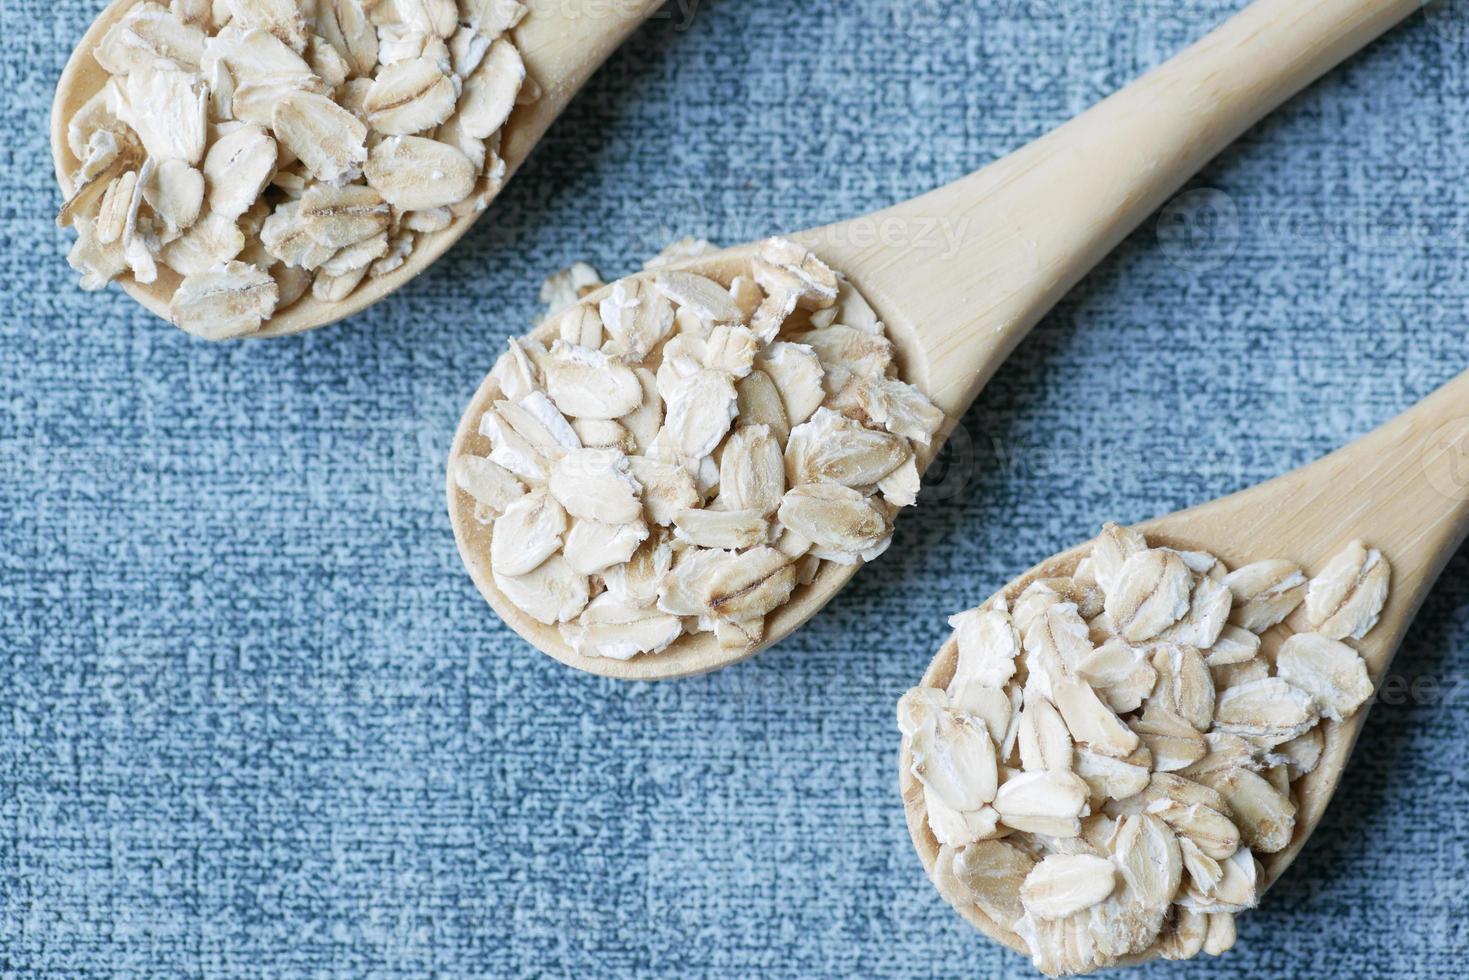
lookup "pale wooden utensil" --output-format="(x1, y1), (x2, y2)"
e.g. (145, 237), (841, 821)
(901, 367), (1469, 962)
(49, 0), (664, 337)
(449, 0), (1422, 679)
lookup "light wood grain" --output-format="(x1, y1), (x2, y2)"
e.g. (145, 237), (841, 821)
(49, 0), (664, 337)
(901, 367), (1469, 960)
(449, 0), (1423, 678)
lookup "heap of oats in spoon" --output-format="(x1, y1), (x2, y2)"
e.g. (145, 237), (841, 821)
(899, 525), (1391, 976)
(58, 0), (532, 338)
(452, 238), (944, 659)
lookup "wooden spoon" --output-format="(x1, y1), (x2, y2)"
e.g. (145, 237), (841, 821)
(900, 367), (1469, 962)
(49, 0), (664, 337)
(448, 0), (1423, 679)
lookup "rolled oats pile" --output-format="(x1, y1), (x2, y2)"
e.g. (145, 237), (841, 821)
(58, 0), (533, 338)
(452, 237), (945, 660)
(899, 526), (1392, 976)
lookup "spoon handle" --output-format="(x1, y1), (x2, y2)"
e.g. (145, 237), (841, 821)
(1152, 367), (1469, 670)
(504, 0), (669, 166)
(818, 0), (1422, 418)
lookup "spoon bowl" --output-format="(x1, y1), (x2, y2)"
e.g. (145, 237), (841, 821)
(900, 367), (1469, 962)
(50, 0), (663, 337)
(450, 0), (1423, 678)
(447, 244), (883, 680)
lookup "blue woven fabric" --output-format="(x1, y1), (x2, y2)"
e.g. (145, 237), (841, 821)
(3, 0), (1467, 975)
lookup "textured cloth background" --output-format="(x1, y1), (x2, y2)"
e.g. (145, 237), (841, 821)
(3, 0), (1468, 975)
